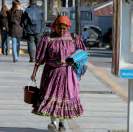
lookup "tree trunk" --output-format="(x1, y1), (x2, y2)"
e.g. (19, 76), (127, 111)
(75, 0), (80, 34)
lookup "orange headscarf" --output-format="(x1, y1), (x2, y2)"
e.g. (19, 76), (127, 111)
(56, 16), (71, 27)
(51, 15), (71, 31)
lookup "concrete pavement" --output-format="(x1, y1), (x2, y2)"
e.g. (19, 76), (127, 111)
(0, 54), (127, 132)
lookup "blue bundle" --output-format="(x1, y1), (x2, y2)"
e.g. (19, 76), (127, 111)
(66, 49), (89, 80)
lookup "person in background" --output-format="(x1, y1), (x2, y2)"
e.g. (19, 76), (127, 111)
(8, 0), (23, 62)
(81, 27), (89, 46)
(22, 0), (45, 62)
(31, 15), (86, 132)
(0, 4), (9, 55)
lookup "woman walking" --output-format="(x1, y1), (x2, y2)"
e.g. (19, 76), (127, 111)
(0, 4), (9, 55)
(31, 15), (86, 132)
(8, 0), (23, 62)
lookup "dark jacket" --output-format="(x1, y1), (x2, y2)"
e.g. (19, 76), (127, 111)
(0, 12), (9, 32)
(8, 9), (23, 38)
(23, 4), (45, 35)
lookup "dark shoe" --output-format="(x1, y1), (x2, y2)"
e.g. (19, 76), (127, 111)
(5, 50), (8, 56)
(2, 51), (5, 55)
(31, 109), (38, 114)
(58, 122), (66, 132)
(29, 59), (35, 63)
(48, 122), (58, 132)
(13, 60), (18, 63)
(2, 52), (6, 55)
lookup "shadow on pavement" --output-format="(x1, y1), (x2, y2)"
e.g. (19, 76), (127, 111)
(0, 127), (48, 132)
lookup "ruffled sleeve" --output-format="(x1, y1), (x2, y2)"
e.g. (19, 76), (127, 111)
(35, 36), (49, 65)
(75, 35), (87, 50)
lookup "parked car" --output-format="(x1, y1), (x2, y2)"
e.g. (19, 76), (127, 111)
(82, 25), (102, 49)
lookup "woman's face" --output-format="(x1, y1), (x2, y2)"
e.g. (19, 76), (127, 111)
(56, 24), (68, 36)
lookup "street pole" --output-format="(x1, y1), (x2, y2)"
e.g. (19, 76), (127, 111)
(2, 0), (5, 6)
(128, 80), (133, 132)
(75, 0), (80, 35)
(42, 0), (47, 22)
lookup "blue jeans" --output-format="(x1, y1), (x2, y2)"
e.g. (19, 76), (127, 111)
(1, 31), (9, 55)
(12, 37), (20, 62)
(27, 34), (41, 61)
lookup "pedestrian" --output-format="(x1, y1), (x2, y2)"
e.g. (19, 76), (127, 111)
(22, 0), (45, 62)
(8, 0), (23, 62)
(31, 15), (86, 132)
(81, 27), (89, 46)
(0, 4), (9, 55)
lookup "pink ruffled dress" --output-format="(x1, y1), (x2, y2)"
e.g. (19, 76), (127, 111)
(33, 31), (86, 119)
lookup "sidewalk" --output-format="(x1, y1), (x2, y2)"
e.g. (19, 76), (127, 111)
(0, 55), (127, 132)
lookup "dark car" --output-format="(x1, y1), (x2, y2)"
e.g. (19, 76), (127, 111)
(102, 28), (112, 49)
(82, 25), (102, 49)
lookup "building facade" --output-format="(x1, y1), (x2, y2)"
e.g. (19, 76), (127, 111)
(94, 0), (113, 35)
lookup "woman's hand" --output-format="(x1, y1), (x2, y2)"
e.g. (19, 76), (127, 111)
(66, 61), (73, 65)
(61, 60), (66, 64)
(31, 72), (36, 82)
(31, 63), (39, 82)
(65, 58), (74, 65)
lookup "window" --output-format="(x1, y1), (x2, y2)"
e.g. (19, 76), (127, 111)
(61, 11), (69, 16)
(61, 0), (73, 7)
(62, 0), (66, 7)
(70, 10), (92, 21)
(80, 11), (92, 21)
(68, 0), (73, 7)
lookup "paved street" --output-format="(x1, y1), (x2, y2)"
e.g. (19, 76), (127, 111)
(0, 54), (128, 132)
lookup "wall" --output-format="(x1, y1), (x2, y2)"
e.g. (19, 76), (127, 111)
(96, 16), (112, 35)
